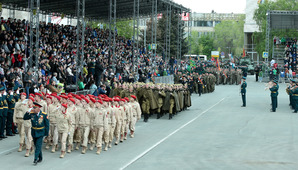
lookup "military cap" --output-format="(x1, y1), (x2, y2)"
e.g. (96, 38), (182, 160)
(273, 80), (278, 84)
(0, 86), (5, 91)
(242, 77), (246, 80)
(21, 92), (26, 96)
(33, 102), (42, 108)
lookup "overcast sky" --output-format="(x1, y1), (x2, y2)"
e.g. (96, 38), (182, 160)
(173, 0), (246, 13)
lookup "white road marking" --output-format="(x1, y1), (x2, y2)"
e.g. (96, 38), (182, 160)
(120, 97), (226, 170)
(0, 146), (18, 155)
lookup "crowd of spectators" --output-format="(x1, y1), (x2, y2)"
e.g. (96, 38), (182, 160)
(0, 17), (189, 96)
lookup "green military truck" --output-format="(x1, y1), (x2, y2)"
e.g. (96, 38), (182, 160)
(237, 57), (255, 75)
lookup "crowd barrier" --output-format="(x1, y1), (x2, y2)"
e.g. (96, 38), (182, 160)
(154, 75), (174, 84)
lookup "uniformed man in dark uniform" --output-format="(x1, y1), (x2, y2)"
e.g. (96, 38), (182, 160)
(6, 85), (17, 136)
(23, 102), (49, 165)
(241, 77), (247, 107)
(270, 80), (279, 112)
(291, 80), (298, 113)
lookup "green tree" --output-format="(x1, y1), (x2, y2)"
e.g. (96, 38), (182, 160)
(139, 12), (188, 58)
(253, 0), (298, 56)
(86, 20), (133, 39)
(214, 15), (245, 57)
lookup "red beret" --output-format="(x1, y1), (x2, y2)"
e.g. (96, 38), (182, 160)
(61, 104), (68, 108)
(120, 99), (126, 102)
(131, 95), (136, 100)
(113, 98), (120, 102)
(114, 96), (120, 99)
(75, 96), (82, 100)
(84, 98), (89, 104)
(29, 94), (35, 97)
(29, 97), (35, 102)
(124, 97), (129, 102)
(69, 98), (75, 104)
(103, 98), (110, 102)
(61, 93), (66, 96)
(80, 94), (85, 98)
(35, 93), (42, 97)
(109, 98), (113, 102)
(97, 100), (103, 104)
(54, 95), (61, 101)
(21, 92), (26, 96)
(90, 98), (96, 103)
(60, 95), (68, 99)
(46, 96), (52, 100)
(68, 94), (73, 98)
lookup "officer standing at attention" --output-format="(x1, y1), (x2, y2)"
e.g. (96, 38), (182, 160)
(241, 77), (247, 107)
(23, 102), (49, 165)
(270, 80), (279, 112)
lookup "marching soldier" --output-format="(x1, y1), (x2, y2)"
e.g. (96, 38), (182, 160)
(77, 97), (91, 154)
(23, 102), (49, 165)
(56, 103), (72, 158)
(14, 94), (34, 157)
(88, 98), (97, 151)
(66, 98), (77, 153)
(92, 99), (107, 154)
(129, 95), (141, 138)
(47, 95), (60, 153)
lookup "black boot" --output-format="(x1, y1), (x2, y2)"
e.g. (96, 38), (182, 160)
(144, 114), (149, 122)
(169, 114), (172, 120)
(157, 113), (160, 119)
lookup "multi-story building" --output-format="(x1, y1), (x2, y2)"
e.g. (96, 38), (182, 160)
(244, 0), (261, 62)
(191, 11), (244, 37)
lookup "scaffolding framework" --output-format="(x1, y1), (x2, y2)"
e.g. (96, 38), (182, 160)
(132, 0), (139, 72)
(165, 4), (171, 61)
(29, 0), (40, 71)
(108, 0), (116, 69)
(76, 0), (85, 90)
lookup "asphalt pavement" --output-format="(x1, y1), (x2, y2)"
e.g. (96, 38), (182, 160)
(0, 75), (297, 170)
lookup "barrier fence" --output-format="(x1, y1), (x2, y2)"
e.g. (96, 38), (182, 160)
(154, 75), (174, 84)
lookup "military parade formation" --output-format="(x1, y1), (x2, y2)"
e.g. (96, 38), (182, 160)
(0, 81), (195, 165)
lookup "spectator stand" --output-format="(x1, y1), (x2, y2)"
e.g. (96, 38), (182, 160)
(264, 10), (298, 82)
(0, 0), (190, 92)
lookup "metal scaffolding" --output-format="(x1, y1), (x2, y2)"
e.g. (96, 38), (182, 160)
(165, 4), (171, 61)
(265, 11), (270, 64)
(75, 0), (85, 90)
(108, 0), (116, 69)
(132, 0), (139, 71)
(176, 8), (182, 61)
(187, 11), (191, 55)
(29, 0), (40, 71)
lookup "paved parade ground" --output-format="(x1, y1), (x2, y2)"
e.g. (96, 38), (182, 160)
(1, 75), (298, 170)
